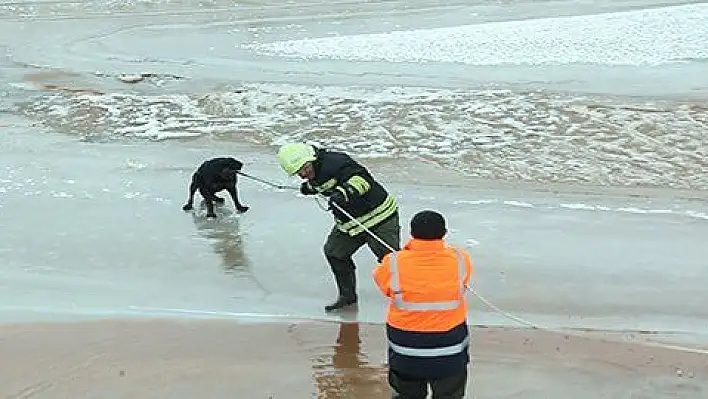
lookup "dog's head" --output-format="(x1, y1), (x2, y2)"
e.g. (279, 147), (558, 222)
(220, 158), (243, 179)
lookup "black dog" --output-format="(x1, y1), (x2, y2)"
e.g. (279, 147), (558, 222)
(182, 157), (249, 218)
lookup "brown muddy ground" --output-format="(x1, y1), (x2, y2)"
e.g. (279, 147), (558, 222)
(2, 319), (708, 398)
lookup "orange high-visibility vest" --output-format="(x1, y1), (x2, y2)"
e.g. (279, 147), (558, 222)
(373, 239), (473, 376)
(373, 238), (473, 332)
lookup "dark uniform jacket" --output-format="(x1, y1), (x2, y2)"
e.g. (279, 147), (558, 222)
(303, 147), (398, 236)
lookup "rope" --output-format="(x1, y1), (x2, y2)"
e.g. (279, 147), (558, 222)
(325, 201), (708, 356)
(232, 172), (708, 355)
(237, 171), (299, 190)
(328, 201), (539, 328)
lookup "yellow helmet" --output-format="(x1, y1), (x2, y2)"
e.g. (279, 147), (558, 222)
(277, 143), (316, 175)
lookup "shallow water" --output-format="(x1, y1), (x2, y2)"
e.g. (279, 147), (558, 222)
(2, 0), (707, 189)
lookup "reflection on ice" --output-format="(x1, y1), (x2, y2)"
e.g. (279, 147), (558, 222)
(189, 205), (271, 297)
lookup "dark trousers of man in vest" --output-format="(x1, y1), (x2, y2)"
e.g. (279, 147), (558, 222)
(389, 368), (468, 399)
(322, 213), (401, 311)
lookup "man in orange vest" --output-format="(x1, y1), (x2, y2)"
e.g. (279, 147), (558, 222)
(373, 210), (473, 399)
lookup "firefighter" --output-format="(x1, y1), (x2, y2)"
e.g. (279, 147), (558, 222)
(277, 143), (401, 311)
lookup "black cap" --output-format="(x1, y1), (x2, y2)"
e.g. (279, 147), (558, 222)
(410, 210), (447, 240)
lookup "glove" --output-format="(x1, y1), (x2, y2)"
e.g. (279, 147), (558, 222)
(300, 182), (318, 195)
(328, 189), (347, 209)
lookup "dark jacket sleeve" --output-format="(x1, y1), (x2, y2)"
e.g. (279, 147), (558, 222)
(328, 152), (374, 201)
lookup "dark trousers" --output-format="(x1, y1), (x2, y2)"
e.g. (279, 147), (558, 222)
(323, 213), (401, 299)
(389, 368), (468, 399)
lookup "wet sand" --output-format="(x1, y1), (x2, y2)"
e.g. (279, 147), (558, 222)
(2, 319), (708, 398)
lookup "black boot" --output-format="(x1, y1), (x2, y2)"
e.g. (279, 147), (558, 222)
(325, 295), (358, 312)
(325, 265), (358, 312)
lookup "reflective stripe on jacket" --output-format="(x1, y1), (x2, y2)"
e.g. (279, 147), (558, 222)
(373, 238), (474, 378)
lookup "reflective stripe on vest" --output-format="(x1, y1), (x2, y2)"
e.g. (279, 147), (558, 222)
(388, 249), (466, 311)
(389, 336), (470, 358)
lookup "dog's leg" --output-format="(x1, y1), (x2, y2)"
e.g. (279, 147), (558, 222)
(200, 187), (217, 218)
(182, 181), (197, 211)
(227, 185), (249, 213)
(209, 188), (225, 204)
